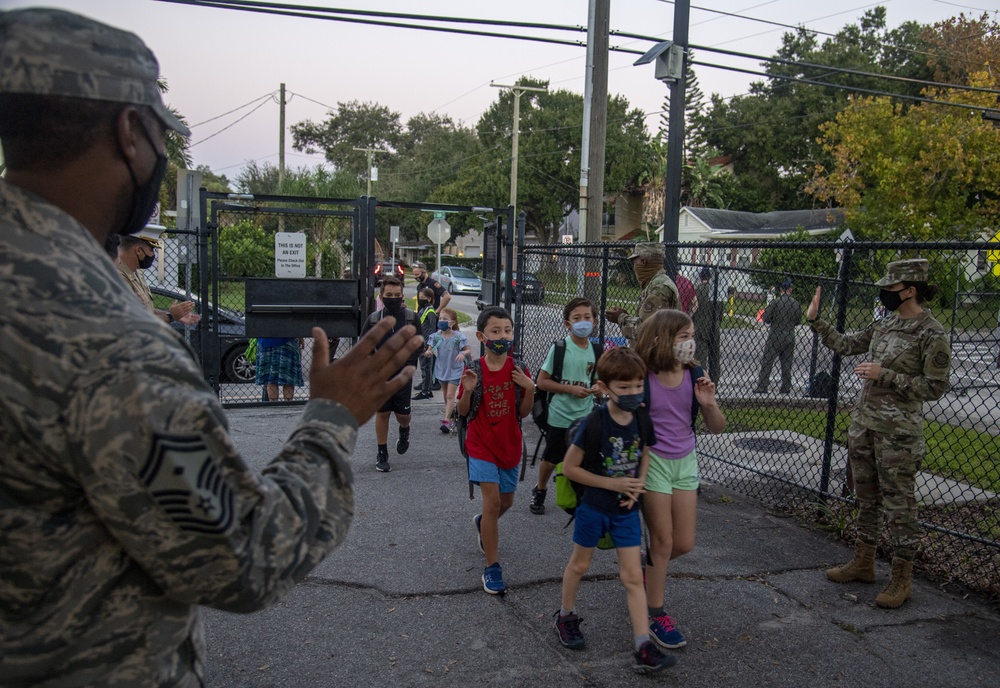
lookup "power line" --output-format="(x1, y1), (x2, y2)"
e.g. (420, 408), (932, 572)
(188, 97), (272, 148)
(188, 91), (275, 128)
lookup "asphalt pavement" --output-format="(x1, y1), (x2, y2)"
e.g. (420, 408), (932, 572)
(201, 393), (1000, 688)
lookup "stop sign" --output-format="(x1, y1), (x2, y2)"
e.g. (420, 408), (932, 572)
(427, 218), (451, 245)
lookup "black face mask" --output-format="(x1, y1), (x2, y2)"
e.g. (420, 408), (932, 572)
(382, 297), (404, 314)
(418, 299), (431, 310)
(138, 249), (156, 270)
(119, 121), (168, 236)
(878, 288), (911, 312)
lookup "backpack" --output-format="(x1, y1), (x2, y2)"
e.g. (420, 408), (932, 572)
(531, 338), (603, 431)
(555, 405), (655, 549)
(244, 338), (257, 364)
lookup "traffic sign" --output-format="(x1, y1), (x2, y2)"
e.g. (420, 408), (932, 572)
(427, 218), (451, 245)
(433, 211), (446, 220)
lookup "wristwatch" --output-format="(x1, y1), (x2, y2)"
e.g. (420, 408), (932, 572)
(166, 311), (174, 323)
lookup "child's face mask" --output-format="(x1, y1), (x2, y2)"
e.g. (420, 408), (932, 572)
(673, 339), (696, 364)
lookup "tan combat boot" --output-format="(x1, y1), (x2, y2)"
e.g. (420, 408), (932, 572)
(826, 540), (876, 583)
(875, 558), (913, 609)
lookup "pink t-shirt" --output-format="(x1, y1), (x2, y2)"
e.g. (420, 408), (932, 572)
(647, 370), (696, 459)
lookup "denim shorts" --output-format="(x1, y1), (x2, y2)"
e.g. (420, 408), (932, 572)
(572, 502), (641, 548)
(469, 457), (520, 494)
(645, 449), (699, 494)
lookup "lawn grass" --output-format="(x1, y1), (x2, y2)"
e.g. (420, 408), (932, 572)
(723, 405), (1000, 493)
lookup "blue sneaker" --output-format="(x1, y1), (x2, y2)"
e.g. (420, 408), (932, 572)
(633, 640), (677, 674)
(482, 563), (506, 595)
(473, 514), (484, 554)
(649, 613), (686, 648)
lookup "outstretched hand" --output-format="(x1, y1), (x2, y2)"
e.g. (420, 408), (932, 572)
(806, 286), (822, 321)
(309, 322), (423, 426)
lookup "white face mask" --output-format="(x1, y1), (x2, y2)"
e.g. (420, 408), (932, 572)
(673, 339), (696, 364)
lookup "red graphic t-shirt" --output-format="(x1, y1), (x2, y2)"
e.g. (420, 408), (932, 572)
(459, 356), (529, 470)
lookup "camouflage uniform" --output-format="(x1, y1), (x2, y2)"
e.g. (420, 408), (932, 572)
(0, 9), (356, 686)
(755, 291), (803, 393)
(693, 278), (722, 383)
(118, 260), (157, 312)
(810, 259), (951, 561)
(619, 243), (680, 344)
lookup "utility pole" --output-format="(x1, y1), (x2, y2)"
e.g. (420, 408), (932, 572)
(278, 83), (286, 192)
(582, 0), (609, 245)
(352, 147), (389, 196)
(662, 0), (691, 278)
(490, 82), (547, 213)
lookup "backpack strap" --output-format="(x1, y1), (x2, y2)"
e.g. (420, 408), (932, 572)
(464, 358), (484, 422)
(690, 365), (704, 431)
(582, 406), (604, 474)
(589, 341), (603, 384)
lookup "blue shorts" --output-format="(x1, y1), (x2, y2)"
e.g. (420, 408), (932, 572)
(572, 502), (641, 549)
(469, 457), (519, 494)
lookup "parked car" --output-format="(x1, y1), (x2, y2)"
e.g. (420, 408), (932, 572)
(501, 270), (544, 304)
(150, 285), (255, 383)
(374, 260), (405, 283)
(434, 265), (482, 295)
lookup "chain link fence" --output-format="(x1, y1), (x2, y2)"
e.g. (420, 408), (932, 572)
(516, 239), (1000, 599)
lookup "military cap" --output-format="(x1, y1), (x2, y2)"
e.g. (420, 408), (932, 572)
(135, 224), (165, 249)
(627, 242), (666, 260)
(699, 266), (713, 281)
(781, 277), (793, 290)
(875, 259), (929, 286)
(0, 8), (190, 136)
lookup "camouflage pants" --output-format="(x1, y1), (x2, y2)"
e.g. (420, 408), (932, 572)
(695, 328), (721, 384)
(848, 421), (923, 561)
(755, 338), (794, 393)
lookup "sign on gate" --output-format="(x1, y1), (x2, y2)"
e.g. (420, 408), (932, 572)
(275, 232), (306, 278)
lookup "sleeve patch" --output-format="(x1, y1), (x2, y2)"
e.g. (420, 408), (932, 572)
(139, 433), (235, 536)
(933, 351), (949, 368)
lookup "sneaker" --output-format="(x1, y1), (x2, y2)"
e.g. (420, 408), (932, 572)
(482, 562), (506, 595)
(375, 448), (390, 473)
(432, 381), (442, 391)
(413, 391), (433, 400)
(529, 486), (546, 515)
(632, 640), (677, 674)
(396, 426), (410, 455)
(554, 611), (585, 649)
(473, 514), (484, 554)
(649, 613), (686, 649)
(440, 420), (451, 434)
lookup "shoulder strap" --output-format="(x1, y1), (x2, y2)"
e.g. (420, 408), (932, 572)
(589, 341), (603, 384)
(551, 339), (567, 382)
(582, 407), (604, 474)
(465, 359), (484, 421)
(636, 406), (655, 449)
(690, 365), (703, 430)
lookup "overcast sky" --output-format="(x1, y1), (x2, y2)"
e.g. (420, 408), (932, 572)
(3, 0), (989, 179)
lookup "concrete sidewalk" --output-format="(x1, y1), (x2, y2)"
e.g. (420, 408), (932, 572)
(202, 400), (1000, 687)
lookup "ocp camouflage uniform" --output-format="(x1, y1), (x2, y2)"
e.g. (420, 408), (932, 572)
(0, 182), (356, 684)
(755, 293), (803, 393)
(810, 308), (950, 560)
(620, 271), (681, 344)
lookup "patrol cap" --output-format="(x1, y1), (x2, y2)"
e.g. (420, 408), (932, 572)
(781, 277), (793, 290)
(0, 8), (190, 136)
(135, 224), (164, 249)
(412, 261), (427, 271)
(699, 266), (712, 281)
(875, 258), (929, 286)
(627, 242), (665, 261)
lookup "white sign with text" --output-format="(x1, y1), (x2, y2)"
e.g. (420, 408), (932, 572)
(275, 232), (307, 278)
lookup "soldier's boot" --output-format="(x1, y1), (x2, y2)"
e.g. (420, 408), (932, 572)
(875, 558), (913, 609)
(826, 540), (876, 583)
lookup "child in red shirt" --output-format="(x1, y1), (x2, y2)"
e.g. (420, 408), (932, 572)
(457, 306), (534, 594)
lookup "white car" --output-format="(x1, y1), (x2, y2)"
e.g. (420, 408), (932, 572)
(434, 266), (482, 295)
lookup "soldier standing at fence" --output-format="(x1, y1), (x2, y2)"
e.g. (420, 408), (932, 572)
(807, 259), (950, 609)
(604, 242), (680, 346)
(692, 267), (722, 385)
(118, 224), (200, 326)
(0, 8), (423, 686)
(754, 278), (802, 394)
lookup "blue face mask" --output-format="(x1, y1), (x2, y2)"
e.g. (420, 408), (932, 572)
(484, 337), (514, 356)
(570, 321), (594, 338)
(612, 392), (644, 412)
(437, 321), (451, 331)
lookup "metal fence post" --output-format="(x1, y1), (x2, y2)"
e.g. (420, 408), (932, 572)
(598, 245), (610, 346)
(513, 211), (526, 354)
(819, 244), (854, 498)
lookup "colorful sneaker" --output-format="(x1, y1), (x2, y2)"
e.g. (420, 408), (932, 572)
(473, 514), (484, 554)
(554, 611), (585, 649)
(529, 486), (546, 515)
(482, 562), (506, 595)
(440, 420), (451, 434)
(396, 425), (410, 455)
(632, 640), (677, 673)
(649, 613), (686, 649)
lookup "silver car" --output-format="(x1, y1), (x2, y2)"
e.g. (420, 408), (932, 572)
(434, 266), (482, 295)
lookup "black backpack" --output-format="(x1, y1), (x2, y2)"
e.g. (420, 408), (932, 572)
(531, 338), (603, 431)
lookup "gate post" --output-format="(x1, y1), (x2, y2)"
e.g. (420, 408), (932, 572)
(819, 243), (854, 499)
(512, 211), (526, 355)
